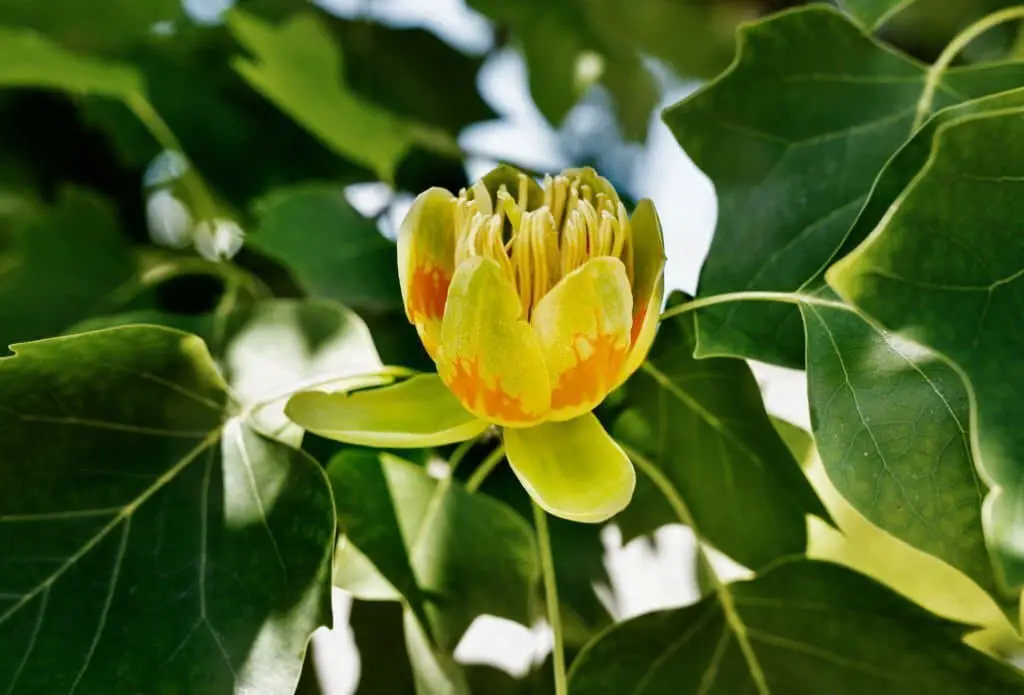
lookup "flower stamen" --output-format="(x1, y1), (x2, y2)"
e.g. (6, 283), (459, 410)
(451, 171), (635, 319)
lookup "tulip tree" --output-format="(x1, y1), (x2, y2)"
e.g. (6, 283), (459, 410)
(7, 0), (1024, 693)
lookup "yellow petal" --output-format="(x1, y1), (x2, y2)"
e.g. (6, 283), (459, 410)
(531, 257), (632, 421)
(504, 413), (635, 523)
(285, 374), (488, 448)
(436, 256), (551, 427)
(397, 187), (457, 358)
(619, 198), (667, 384)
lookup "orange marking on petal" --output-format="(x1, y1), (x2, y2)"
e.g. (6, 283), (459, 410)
(550, 329), (629, 411)
(630, 305), (648, 347)
(407, 263), (451, 323)
(444, 357), (542, 425)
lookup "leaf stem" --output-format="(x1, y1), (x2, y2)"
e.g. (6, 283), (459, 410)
(465, 444), (505, 492)
(658, 290), (852, 322)
(125, 93), (220, 222)
(623, 444), (771, 695)
(914, 5), (1024, 128)
(533, 502), (568, 695)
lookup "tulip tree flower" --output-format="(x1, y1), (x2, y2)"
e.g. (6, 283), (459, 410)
(287, 166), (665, 523)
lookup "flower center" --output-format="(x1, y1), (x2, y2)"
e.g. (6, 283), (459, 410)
(452, 172), (634, 319)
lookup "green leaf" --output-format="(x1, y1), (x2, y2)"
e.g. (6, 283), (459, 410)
(249, 185), (401, 311)
(837, 0), (917, 29)
(839, 86), (1024, 265)
(468, 0), (659, 141)
(221, 298), (386, 446)
(569, 559), (1024, 694)
(828, 101), (1024, 590)
(0, 25), (142, 96)
(0, 326), (336, 693)
(472, 457), (615, 647)
(403, 606), (470, 695)
(802, 298), (1013, 612)
(227, 11), (455, 182)
(332, 20), (495, 136)
(0, 188), (135, 350)
(663, 5), (1024, 367)
(0, 0), (183, 54)
(615, 292), (828, 571)
(327, 451), (539, 648)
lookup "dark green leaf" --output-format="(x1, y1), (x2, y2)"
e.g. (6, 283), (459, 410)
(615, 292), (828, 570)
(473, 456), (614, 647)
(227, 11), (456, 182)
(663, 5), (1024, 367)
(249, 185), (401, 311)
(0, 326), (336, 693)
(0, 0), (182, 54)
(802, 298), (1012, 612)
(327, 451), (539, 649)
(349, 600), (416, 695)
(333, 20), (494, 136)
(468, 0), (659, 141)
(0, 26), (142, 96)
(839, 86), (1024, 263)
(569, 559), (1024, 694)
(0, 188), (135, 350)
(829, 101), (1024, 589)
(838, 0), (917, 28)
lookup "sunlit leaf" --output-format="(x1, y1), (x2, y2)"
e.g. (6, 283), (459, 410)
(829, 100), (1024, 590)
(228, 10), (456, 182)
(0, 25), (142, 96)
(802, 297), (1013, 613)
(221, 298), (386, 445)
(0, 326), (336, 693)
(569, 559), (1024, 694)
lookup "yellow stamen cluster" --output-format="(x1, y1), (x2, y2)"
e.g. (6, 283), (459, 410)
(452, 173), (634, 318)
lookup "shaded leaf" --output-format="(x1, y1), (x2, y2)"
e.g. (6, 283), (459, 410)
(228, 11), (455, 182)
(0, 188), (135, 350)
(663, 5), (1024, 367)
(249, 185), (401, 311)
(829, 101), (1024, 589)
(327, 451), (539, 649)
(0, 326), (336, 693)
(569, 559), (1024, 694)
(615, 292), (827, 570)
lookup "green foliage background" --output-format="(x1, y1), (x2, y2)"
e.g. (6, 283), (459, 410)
(5, 0), (1024, 693)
